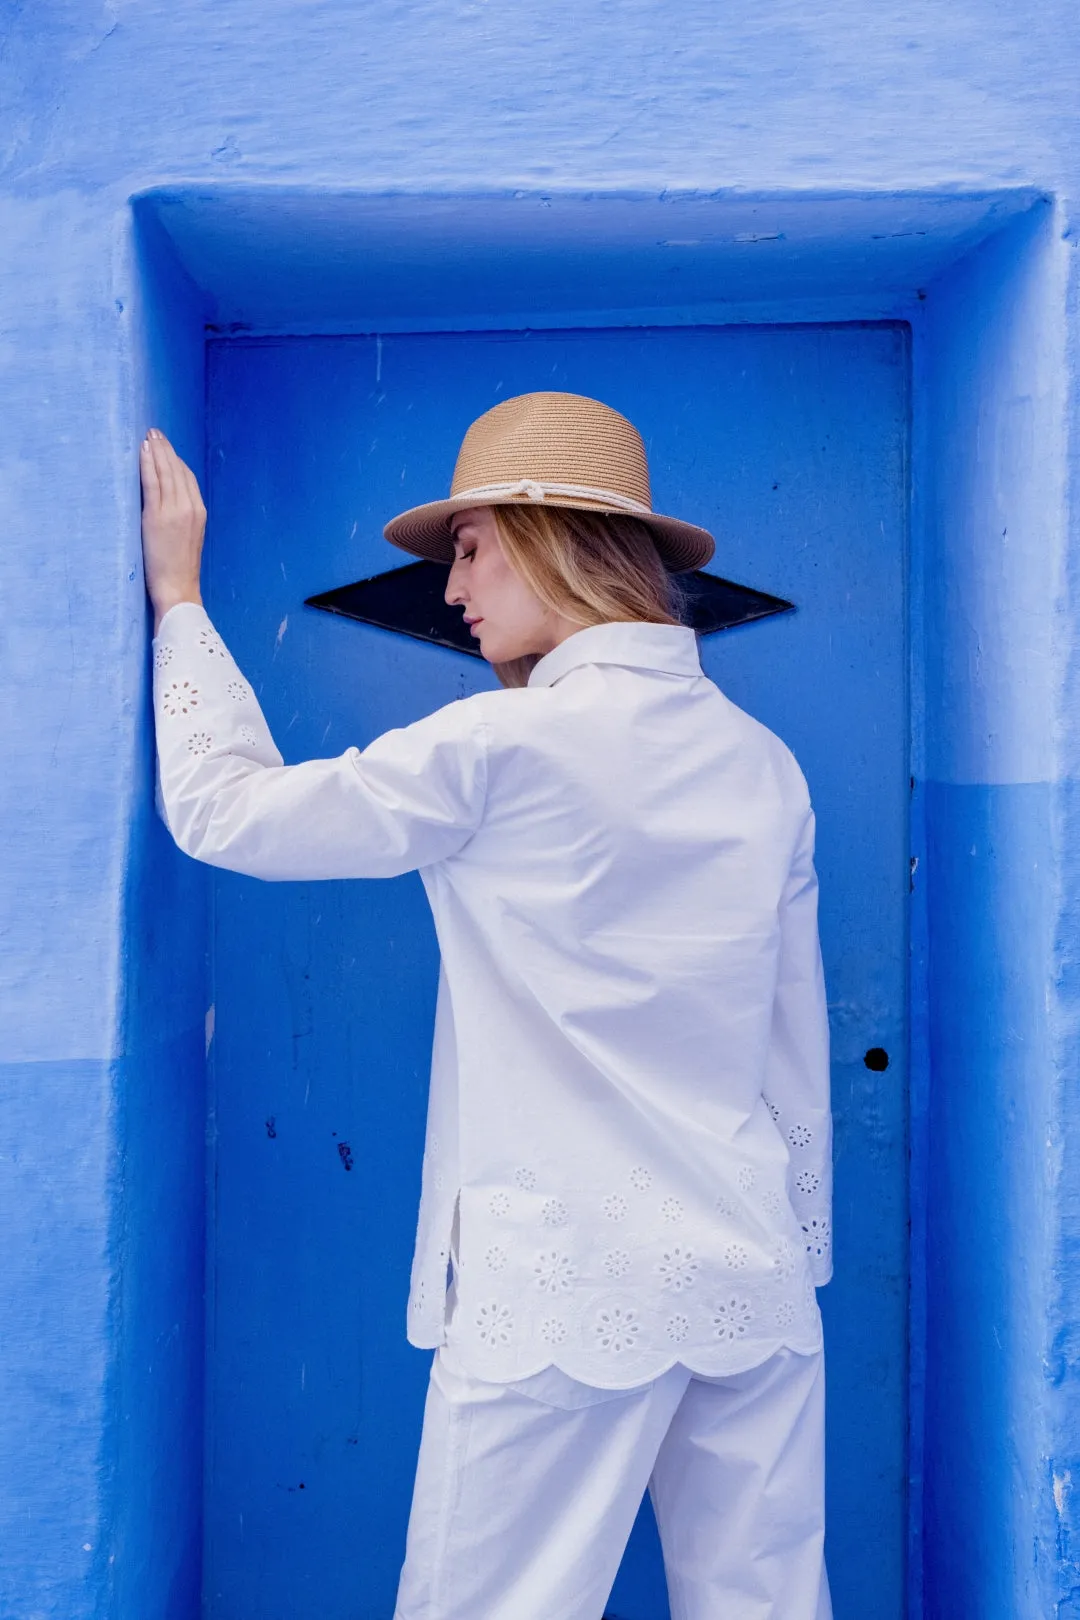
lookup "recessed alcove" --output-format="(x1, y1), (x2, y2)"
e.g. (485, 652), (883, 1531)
(129, 184), (1063, 1619)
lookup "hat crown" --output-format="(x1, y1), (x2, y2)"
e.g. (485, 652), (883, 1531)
(450, 392), (653, 509)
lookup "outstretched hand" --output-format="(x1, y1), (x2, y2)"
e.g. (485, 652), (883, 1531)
(140, 428), (206, 633)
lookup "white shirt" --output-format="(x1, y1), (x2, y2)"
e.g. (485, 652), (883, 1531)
(153, 603), (832, 1387)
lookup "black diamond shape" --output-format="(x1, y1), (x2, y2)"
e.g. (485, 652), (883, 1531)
(305, 560), (793, 658)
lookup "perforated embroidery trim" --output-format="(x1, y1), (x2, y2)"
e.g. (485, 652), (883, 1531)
(161, 680), (199, 716)
(593, 1304), (640, 1353)
(712, 1295), (755, 1340)
(656, 1246), (698, 1292)
(476, 1302), (513, 1345)
(534, 1251), (576, 1293)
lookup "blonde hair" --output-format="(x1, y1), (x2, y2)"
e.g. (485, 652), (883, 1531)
(489, 503), (684, 688)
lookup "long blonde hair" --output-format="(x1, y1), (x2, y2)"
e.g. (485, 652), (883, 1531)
(490, 503), (684, 688)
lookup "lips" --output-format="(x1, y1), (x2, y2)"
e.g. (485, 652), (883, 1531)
(466, 617), (483, 636)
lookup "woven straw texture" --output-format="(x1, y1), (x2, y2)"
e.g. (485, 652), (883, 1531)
(450, 393), (652, 505)
(383, 391), (714, 573)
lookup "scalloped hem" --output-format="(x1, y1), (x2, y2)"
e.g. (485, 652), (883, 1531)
(406, 1328), (825, 1389)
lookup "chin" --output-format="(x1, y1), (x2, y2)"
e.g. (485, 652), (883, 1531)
(476, 632), (518, 663)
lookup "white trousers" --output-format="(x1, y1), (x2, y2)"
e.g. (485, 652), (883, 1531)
(394, 1342), (832, 1620)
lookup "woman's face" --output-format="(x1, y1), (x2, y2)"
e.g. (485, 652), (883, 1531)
(445, 507), (576, 664)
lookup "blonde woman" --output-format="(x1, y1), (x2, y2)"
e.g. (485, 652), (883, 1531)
(142, 392), (833, 1620)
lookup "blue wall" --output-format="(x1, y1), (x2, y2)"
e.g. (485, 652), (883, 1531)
(201, 324), (909, 1618)
(1, 4), (1078, 1618)
(916, 203), (1072, 1616)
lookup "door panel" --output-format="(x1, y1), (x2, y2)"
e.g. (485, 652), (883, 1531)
(205, 325), (908, 1619)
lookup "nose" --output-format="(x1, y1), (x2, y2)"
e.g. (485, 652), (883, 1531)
(445, 558), (467, 608)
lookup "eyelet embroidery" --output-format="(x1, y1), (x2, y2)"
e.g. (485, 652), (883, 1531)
(186, 731), (213, 756)
(534, 1251), (576, 1293)
(416, 1123), (827, 1361)
(161, 680), (199, 716)
(802, 1216), (831, 1259)
(540, 1197), (568, 1228)
(198, 628), (227, 658)
(153, 645), (174, 670)
(771, 1237), (796, 1280)
(656, 1246), (698, 1292)
(476, 1302), (513, 1345)
(763, 1095), (781, 1122)
(226, 679), (252, 702)
(593, 1304), (640, 1353)
(238, 724), (259, 747)
(712, 1295), (755, 1340)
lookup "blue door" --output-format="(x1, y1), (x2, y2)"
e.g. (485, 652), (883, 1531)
(203, 324), (909, 1619)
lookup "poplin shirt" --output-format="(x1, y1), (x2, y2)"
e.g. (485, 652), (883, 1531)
(153, 603), (832, 1388)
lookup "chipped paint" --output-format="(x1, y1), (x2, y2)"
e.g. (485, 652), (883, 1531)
(1055, 1470), (1071, 1519)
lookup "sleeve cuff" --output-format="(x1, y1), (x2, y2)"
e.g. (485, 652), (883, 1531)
(154, 599), (209, 640)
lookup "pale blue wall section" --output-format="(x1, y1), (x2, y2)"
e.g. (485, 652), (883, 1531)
(1, 2), (1079, 1618)
(914, 203), (1073, 1616)
(0, 1059), (115, 1618)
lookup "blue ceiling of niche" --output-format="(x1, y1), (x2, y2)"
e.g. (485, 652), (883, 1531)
(134, 186), (1044, 330)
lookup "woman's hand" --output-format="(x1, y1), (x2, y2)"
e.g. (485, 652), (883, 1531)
(140, 428), (206, 633)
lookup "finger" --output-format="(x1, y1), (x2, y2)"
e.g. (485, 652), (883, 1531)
(150, 433), (179, 506)
(140, 436), (160, 506)
(179, 459), (207, 517)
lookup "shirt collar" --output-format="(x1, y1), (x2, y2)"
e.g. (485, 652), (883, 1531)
(527, 621), (703, 689)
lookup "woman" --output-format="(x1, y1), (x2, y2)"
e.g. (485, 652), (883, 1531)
(142, 390), (833, 1620)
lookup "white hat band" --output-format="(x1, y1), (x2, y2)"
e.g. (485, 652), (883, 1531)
(452, 478), (654, 516)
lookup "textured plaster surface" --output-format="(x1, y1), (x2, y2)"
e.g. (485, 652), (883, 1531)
(2, 2), (1080, 1617)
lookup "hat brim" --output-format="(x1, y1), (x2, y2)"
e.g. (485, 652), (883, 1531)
(383, 493), (715, 574)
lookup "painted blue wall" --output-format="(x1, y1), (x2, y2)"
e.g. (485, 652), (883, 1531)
(915, 202), (1075, 1616)
(201, 324), (909, 1619)
(1, 4), (1078, 1618)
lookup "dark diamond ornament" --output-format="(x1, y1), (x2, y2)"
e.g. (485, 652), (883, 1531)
(305, 560), (793, 655)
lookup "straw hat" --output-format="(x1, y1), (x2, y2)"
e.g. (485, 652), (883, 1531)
(383, 391), (715, 573)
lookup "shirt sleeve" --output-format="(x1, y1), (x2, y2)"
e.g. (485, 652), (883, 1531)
(762, 805), (834, 1286)
(152, 601), (489, 881)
